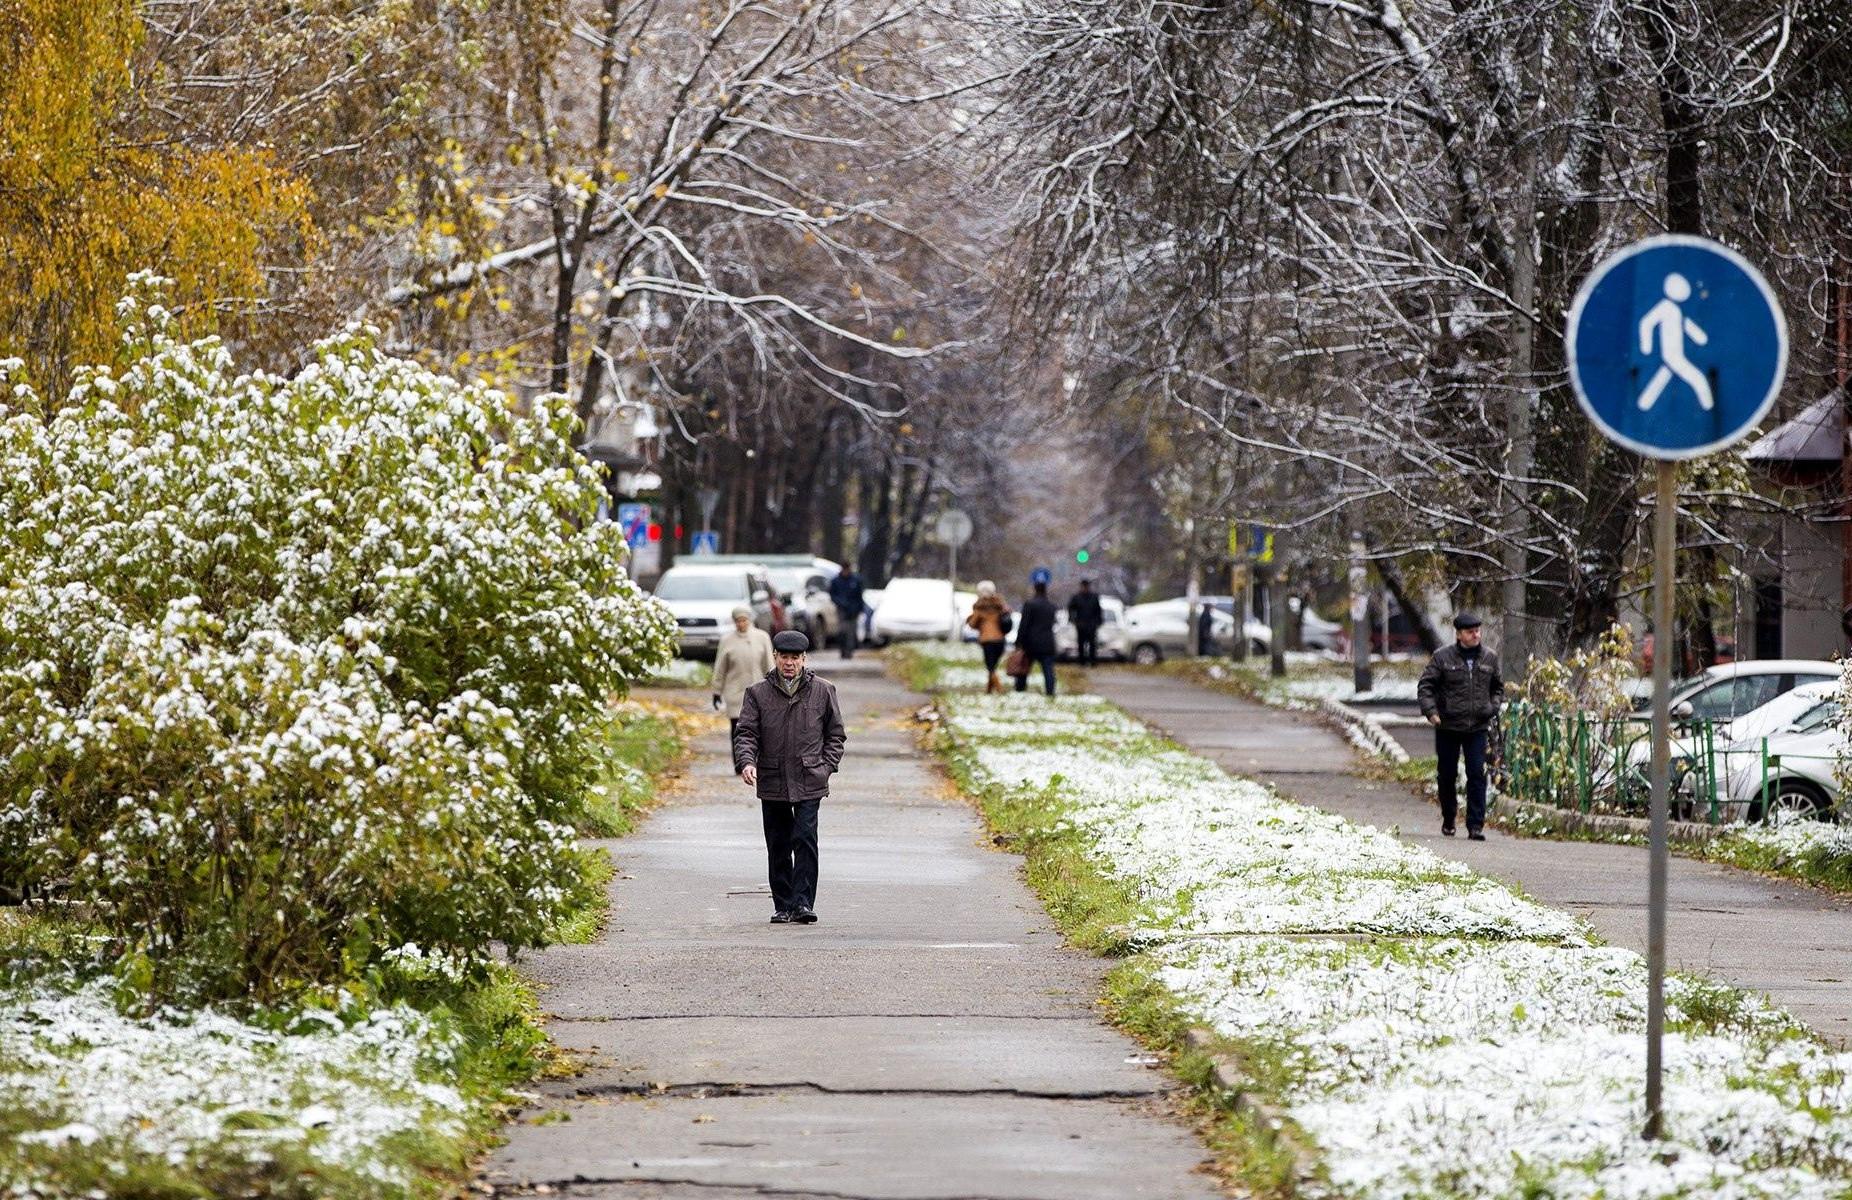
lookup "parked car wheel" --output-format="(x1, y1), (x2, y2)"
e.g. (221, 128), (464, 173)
(1751, 778), (1835, 824)
(1132, 642), (1163, 666)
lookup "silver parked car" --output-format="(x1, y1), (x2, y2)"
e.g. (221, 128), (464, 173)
(652, 563), (780, 658)
(1122, 599), (1242, 665)
(1681, 683), (1842, 822)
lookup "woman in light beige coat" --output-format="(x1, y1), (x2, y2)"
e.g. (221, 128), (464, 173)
(713, 606), (775, 740)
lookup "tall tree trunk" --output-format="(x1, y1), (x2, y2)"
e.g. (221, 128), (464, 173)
(859, 461), (893, 585)
(819, 433), (845, 565)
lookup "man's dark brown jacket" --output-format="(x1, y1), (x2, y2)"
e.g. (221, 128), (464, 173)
(733, 670), (847, 802)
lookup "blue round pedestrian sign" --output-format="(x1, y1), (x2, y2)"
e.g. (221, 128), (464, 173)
(1566, 234), (1786, 460)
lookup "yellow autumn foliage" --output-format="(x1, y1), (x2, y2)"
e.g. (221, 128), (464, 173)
(0, 0), (314, 390)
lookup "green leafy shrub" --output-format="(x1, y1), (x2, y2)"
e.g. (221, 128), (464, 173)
(0, 283), (677, 1001)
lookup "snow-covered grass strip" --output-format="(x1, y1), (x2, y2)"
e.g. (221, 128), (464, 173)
(936, 691), (1852, 1200)
(944, 693), (1578, 943)
(1159, 937), (1851, 1200)
(0, 977), (480, 1196)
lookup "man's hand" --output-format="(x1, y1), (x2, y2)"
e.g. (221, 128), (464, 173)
(741, 764), (758, 787)
(1427, 714), (1441, 727)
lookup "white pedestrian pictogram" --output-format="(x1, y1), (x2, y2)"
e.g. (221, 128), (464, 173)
(1636, 272), (1711, 412)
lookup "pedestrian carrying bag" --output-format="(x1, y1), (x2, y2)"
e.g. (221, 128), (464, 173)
(1005, 648), (1029, 677)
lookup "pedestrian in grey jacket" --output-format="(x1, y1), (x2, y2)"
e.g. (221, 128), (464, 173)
(1417, 613), (1504, 840)
(734, 630), (846, 924)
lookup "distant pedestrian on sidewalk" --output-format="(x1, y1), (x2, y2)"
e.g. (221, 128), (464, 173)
(1014, 581), (1058, 696)
(1417, 612), (1504, 841)
(713, 606), (775, 741)
(734, 631), (847, 924)
(1067, 580), (1104, 667)
(965, 580), (1014, 693)
(828, 566), (866, 659)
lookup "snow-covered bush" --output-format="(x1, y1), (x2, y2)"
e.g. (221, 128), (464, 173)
(0, 285), (676, 999)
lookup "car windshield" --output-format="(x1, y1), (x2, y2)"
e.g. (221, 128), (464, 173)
(1792, 699), (1837, 734)
(766, 567), (827, 596)
(654, 571), (748, 601)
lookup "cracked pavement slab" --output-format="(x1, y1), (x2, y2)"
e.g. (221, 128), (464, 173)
(482, 658), (1222, 1199)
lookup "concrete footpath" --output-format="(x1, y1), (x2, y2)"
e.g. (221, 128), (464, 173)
(481, 657), (1222, 1199)
(1089, 668), (1852, 1046)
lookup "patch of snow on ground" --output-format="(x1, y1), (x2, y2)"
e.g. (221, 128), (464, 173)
(1283, 675), (1422, 703)
(1730, 813), (1852, 862)
(642, 657), (710, 685)
(1, 979), (464, 1189)
(1162, 937), (1852, 1200)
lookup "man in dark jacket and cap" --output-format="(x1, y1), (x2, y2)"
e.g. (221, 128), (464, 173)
(734, 630), (847, 923)
(1417, 613), (1504, 840)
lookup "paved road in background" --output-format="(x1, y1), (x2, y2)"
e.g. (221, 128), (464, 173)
(1089, 668), (1852, 1046)
(482, 658), (1222, 1199)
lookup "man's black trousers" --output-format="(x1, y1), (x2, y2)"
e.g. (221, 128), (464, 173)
(836, 609), (859, 658)
(761, 798), (820, 914)
(1075, 625), (1100, 667)
(1435, 728), (1488, 832)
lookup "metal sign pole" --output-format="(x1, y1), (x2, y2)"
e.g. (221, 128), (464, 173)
(1566, 233), (1787, 1145)
(1645, 460), (1674, 1139)
(948, 536), (959, 643)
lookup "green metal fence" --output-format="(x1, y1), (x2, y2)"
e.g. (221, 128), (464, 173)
(1494, 699), (1840, 825)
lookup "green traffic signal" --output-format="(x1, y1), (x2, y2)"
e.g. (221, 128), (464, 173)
(1075, 549), (1090, 564)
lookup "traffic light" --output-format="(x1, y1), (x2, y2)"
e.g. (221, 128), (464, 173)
(1075, 549), (1090, 564)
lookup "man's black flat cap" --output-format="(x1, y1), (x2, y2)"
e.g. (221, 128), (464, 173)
(1453, 612), (1483, 630)
(772, 630), (811, 653)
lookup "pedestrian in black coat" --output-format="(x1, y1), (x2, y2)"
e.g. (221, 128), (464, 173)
(827, 568), (866, 659)
(735, 630), (847, 923)
(1067, 580), (1104, 667)
(1416, 612), (1504, 840)
(1015, 582), (1059, 696)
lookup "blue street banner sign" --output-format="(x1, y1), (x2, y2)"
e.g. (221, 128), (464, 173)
(691, 530), (720, 556)
(616, 502), (651, 549)
(1030, 566), (1052, 586)
(1567, 234), (1786, 460)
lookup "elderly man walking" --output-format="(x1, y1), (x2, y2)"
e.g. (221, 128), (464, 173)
(734, 631), (847, 924)
(1417, 613), (1504, 841)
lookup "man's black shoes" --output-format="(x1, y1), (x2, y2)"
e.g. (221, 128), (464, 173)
(1441, 825), (1456, 837)
(793, 908), (819, 924)
(769, 911), (792, 924)
(1468, 830), (1486, 841)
